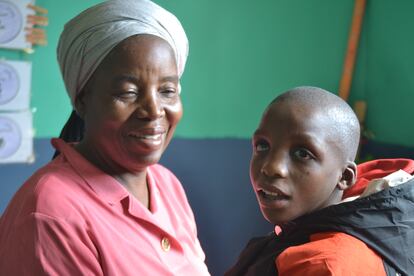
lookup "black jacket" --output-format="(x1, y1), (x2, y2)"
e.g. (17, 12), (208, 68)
(226, 179), (414, 276)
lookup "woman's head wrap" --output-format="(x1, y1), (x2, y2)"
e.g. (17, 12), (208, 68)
(57, 0), (189, 107)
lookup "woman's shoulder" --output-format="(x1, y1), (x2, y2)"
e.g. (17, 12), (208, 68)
(31, 157), (86, 194)
(4, 158), (90, 220)
(276, 232), (386, 275)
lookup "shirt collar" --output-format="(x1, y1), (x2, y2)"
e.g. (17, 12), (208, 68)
(52, 138), (129, 205)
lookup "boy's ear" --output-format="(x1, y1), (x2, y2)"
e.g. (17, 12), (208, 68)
(338, 161), (357, 190)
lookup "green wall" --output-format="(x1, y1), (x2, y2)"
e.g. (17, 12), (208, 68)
(350, 0), (414, 147)
(1, 0), (414, 147)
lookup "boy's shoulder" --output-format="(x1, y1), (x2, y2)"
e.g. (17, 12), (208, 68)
(276, 231), (386, 276)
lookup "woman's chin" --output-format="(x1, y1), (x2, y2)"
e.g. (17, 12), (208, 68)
(127, 152), (163, 170)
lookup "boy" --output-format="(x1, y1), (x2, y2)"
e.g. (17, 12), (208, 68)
(226, 86), (414, 275)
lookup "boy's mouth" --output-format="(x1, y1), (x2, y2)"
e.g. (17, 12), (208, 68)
(258, 188), (289, 201)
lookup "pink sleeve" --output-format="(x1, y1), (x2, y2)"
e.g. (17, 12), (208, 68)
(12, 213), (103, 276)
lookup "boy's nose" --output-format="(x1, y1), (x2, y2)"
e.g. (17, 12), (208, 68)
(260, 152), (288, 178)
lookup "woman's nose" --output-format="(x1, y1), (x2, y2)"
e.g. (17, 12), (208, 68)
(135, 90), (165, 119)
(260, 152), (288, 178)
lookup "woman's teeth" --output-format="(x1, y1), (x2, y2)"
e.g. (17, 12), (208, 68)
(141, 134), (161, 140)
(131, 134), (162, 140)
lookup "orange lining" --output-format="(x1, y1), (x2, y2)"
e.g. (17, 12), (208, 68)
(276, 232), (386, 275)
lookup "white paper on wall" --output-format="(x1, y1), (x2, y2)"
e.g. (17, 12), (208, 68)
(0, 60), (31, 111)
(0, 0), (35, 50)
(0, 110), (33, 163)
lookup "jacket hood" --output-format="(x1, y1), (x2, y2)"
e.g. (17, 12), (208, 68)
(344, 158), (414, 198)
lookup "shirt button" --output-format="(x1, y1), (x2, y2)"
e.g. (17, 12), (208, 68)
(161, 237), (171, 252)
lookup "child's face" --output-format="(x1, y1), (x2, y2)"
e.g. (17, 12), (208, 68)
(250, 101), (347, 224)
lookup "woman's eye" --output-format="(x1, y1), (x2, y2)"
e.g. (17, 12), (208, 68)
(254, 140), (269, 152)
(115, 91), (138, 100)
(160, 88), (177, 97)
(292, 148), (314, 160)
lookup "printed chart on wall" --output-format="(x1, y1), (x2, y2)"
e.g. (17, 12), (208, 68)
(0, 0), (35, 50)
(0, 60), (33, 163)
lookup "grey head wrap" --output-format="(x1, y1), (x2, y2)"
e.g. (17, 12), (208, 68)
(57, 0), (189, 107)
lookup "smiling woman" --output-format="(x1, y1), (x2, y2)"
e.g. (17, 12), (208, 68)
(0, 1), (210, 275)
(75, 35), (183, 192)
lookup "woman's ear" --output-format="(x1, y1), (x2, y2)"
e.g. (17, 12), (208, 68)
(338, 161), (357, 190)
(74, 89), (88, 120)
(75, 71), (97, 119)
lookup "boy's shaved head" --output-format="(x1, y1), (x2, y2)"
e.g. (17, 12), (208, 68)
(251, 86), (360, 224)
(270, 86), (360, 161)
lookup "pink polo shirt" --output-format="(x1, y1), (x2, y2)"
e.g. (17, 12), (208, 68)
(0, 139), (210, 275)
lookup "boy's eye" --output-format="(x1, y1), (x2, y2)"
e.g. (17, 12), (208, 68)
(292, 148), (314, 160)
(254, 140), (270, 152)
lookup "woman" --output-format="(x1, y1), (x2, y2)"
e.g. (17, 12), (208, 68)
(0, 1), (210, 275)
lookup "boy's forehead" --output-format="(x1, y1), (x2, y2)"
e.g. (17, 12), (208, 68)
(264, 99), (322, 122)
(259, 103), (346, 158)
(269, 96), (322, 111)
(257, 87), (360, 161)
(260, 101), (340, 140)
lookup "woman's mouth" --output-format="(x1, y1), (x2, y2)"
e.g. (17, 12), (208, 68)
(128, 128), (166, 148)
